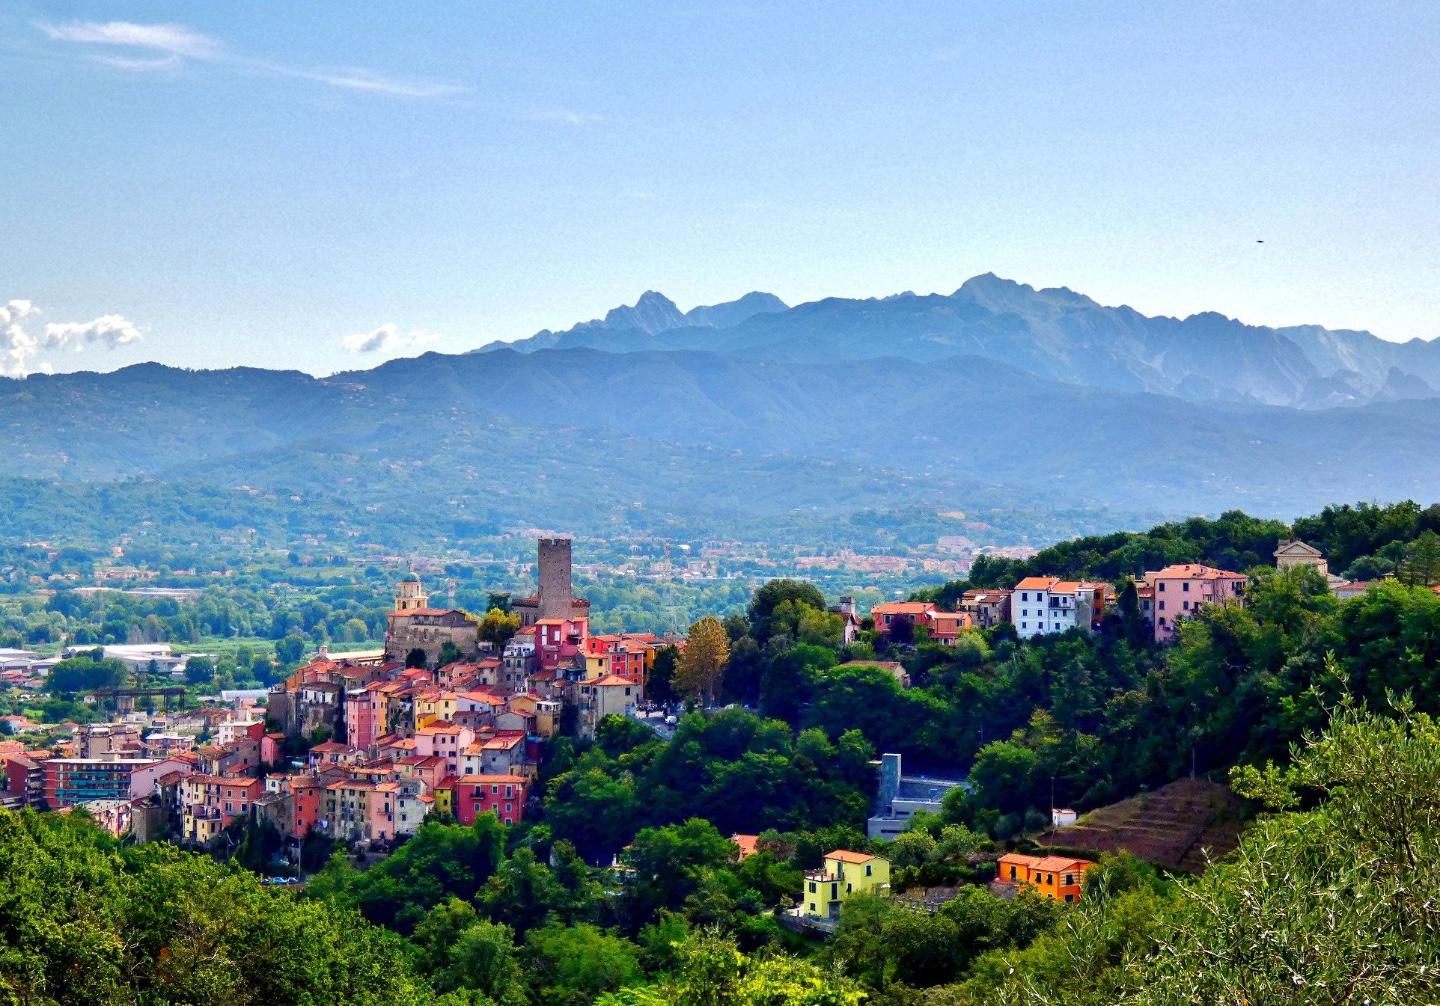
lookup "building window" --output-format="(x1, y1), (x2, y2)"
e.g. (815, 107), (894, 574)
(1183, 582), (1190, 591)
(1159, 582), (1166, 591)
(1159, 601), (1165, 611)
(1065, 893), (1075, 903)
(808, 881), (816, 893)
(866, 864), (872, 876)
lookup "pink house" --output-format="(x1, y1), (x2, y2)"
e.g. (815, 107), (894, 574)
(535, 617), (588, 672)
(414, 720), (474, 778)
(455, 773), (528, 826)
(369, 781), (402, 841)
(346, 683), (382, 750)
(1146, 564), (1248, 642)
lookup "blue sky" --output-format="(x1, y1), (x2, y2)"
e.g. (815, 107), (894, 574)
(2, 2), (1436, 376)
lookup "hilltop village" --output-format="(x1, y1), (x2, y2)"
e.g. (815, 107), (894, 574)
(0, 526), (1332, 923)
(4, 501), (1440, 1003)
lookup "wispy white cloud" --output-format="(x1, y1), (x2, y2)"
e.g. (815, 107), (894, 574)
(36, 19), (463, 99)
(37, 20), (218, 58)
(255, 62), (467, 99)
(342, 323), (442, 355)
(1, 300), (142, 378)
(92, 53), (185, 73)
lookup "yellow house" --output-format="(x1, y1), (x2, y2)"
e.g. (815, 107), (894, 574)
(432, 778), (454, 818)
(802, 849), (890, 921)
(413, 689), (459, 730)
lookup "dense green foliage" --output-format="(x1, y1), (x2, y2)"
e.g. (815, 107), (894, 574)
(542, 709), (875, 860)
(0, 810), (429, 1005)
(950, 501), (1440, 588)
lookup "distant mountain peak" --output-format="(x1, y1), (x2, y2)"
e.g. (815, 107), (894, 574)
(600, 291), (687, 335)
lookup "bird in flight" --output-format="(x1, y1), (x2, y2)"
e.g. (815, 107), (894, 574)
(1256, 239), (1265, 243)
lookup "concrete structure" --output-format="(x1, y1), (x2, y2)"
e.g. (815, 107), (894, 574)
(181, 773), (262, 843)
(867, 752), (966, 840)
(42, 757), (187, 809)
(829, 597), (862, 645)
(3, 753), (46, 807)
(872, 601), (975, 645)
(78, 723), (144, 759)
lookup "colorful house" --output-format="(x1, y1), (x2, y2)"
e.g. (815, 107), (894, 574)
(1144, 564), (1248, 642)
(1010, 578), (1109, 638)
(454, 773), (529, 826)
(871, 602), (975, 645)
(413, 720), (474, 778)
(995, 853), (1095, 903)
(801, 850), (891, 921)
(535, 616), (589, 672)
(575, 675), (640, 739)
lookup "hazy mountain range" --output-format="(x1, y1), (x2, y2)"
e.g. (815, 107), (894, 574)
(481, 275), (1440, 410)
(3, 275), (1438, 546)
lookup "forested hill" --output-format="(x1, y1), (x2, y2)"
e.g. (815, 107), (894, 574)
(4, 346), (1440, 546)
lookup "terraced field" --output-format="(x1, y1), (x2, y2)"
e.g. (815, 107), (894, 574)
(1036, 778), (1248, 873)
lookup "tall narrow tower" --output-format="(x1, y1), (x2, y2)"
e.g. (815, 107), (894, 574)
(537, 538), (573, 619)
(395, 573), (428, 612)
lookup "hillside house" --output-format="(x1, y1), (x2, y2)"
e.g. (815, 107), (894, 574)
(1010, 578), (1108, 638)
(455, 773), (528, 826)
(1145, 564), (1248, 642)
(959, 588), (1012, 629)
(801, 850), (891, 922)
(995, 853), (1094, 903)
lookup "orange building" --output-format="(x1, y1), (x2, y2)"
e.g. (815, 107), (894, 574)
(871, 602), (975, 645)
(996, 852), (1095, 903)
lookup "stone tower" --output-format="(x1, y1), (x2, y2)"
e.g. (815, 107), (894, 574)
(395, 573), (429, 612)
(537, 538), (573, 619)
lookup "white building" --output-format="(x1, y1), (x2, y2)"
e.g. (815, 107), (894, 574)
(1010, 577), (1106, 638)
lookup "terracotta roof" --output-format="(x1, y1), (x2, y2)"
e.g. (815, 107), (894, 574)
(1153, 564), (1247, 580)
(1013, 576), (1060, 591)
(997, 852), (1094, 872)
(826, 849), (878, 864)
(871, 601), (936, 615)
(731, 834), (759, 859)
(586, 674), (635, 687)
(417, 721), (464, 735)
